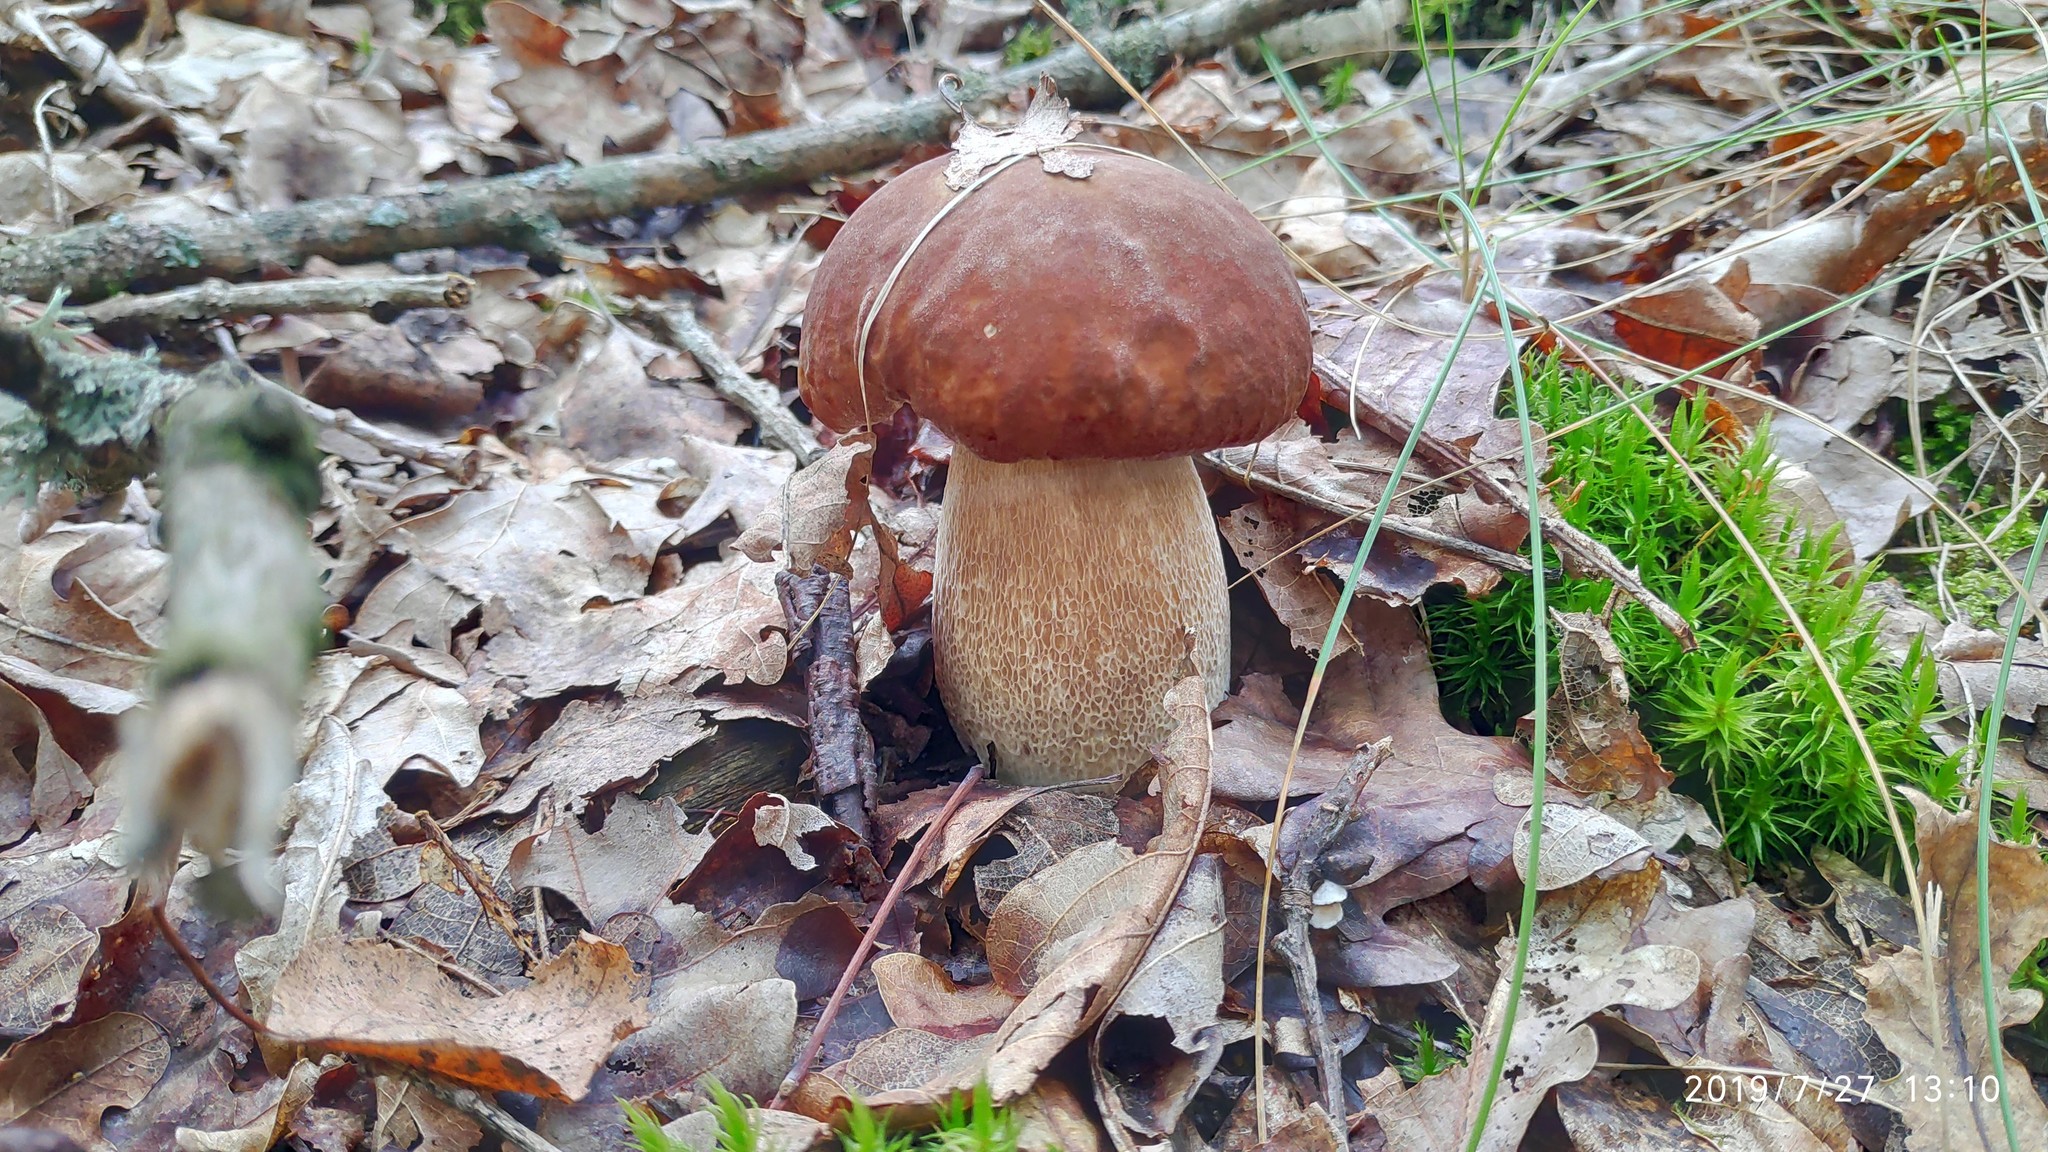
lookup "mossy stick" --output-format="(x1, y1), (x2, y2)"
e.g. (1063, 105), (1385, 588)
(122, 382), (324, 912)
(0, 0), (1358, 304)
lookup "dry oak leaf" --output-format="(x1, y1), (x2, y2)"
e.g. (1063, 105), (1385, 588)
(0, 523), (162, 692)
(0, 902), (98, 1040)
(872, 953), (1021, 1039)
(1859, 790), (2048, 1152)
(266, 935), (648, 1102)
(1368, 864), (1698, 1152)
(485, 550), (788, 699)
(0, 1012), (169, 1144)
(484, 689), (714, 820)
(484, 0), (667, 165)
(0, 679), (93, 841)
(390, 469), (666, 638)
(508, 793), (713, 925)
(1539, 609), (1673, 801)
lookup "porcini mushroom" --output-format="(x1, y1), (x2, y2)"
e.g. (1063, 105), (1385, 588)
(799, 124), (1310, 788)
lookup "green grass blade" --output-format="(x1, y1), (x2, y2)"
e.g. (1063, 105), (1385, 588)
(1441, 192), (1546, 1152)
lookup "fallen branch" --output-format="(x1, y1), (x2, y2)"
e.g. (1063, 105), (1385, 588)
(0, 0), (1356, 304)
(62, 273), (472, 333)
(287, 391), (479, 481)
(624, 299), (821, 463)
(415, 1076), (567, 1152)
(209, 329), (479, 481)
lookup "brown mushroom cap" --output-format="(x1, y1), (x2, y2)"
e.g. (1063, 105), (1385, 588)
(799, 150), (1311, 462)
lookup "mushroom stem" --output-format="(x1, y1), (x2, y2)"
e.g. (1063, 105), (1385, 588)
(933, 446), (1231, 786)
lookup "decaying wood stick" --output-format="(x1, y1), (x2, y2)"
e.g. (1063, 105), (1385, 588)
(61, 273), (472, 332)
(624, 299), (821, 463)
(0, 0), (1357, 303)
(204, 327), (479, 481)
(776, 567), (876, 840)
(1271, 740), (1383, 1144)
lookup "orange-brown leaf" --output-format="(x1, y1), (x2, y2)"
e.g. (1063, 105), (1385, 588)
(266, 935), (648, 1101)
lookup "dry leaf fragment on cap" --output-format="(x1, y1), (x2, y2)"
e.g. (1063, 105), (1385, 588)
(265, 935), (648, 1102)
(944, 78), (1094, 189)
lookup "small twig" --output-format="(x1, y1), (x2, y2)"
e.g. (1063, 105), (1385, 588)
(413, 1074), (567, 1152)
(208, 328), (477, 480)
(60, 274), (472, 332)
(289, 394), (479, 481)
(1270, 742), (1384, 1142)
(623, 300), (821, 463)
(1204, 446), (1533, 573)
(149, 902), (266, 1035)
(769, 763), (987, 1108)
(385, 934), (505, 997)
(776, 567), (876, 840)
(1313, 352), (1696, 649)
(0, 613), (153, 662)
(419, 812), (544, 967)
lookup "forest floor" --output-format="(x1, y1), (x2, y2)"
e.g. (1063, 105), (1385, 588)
(4, 0), (2048, 1149)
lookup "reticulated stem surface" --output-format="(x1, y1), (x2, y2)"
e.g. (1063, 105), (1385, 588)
(933, 447), (1230, 786)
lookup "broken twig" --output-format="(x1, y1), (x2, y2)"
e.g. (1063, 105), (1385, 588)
(414, 1075), (567, 1152)
(1271, 741), (1384, 1143)
(61, 273), (472, 333)
(625, 299), (821, 463)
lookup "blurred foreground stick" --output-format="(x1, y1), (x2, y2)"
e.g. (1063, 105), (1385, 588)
(1, 315), (324, 911)
(127, 382), (325, 912)
(0, 0), (1359, 303)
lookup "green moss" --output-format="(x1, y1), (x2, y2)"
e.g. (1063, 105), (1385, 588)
(1002, 23), (1056, 67)
(0, 316), (191, 496)
(1427, 360), (1960, 865)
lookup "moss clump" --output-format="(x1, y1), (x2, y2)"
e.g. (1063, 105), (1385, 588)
(1427, 360), (1958, 865)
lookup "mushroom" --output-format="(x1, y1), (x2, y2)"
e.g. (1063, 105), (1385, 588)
(799, 145), (1310, 787)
